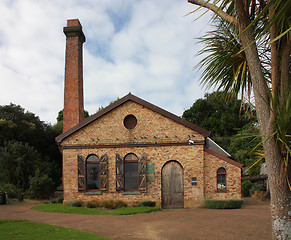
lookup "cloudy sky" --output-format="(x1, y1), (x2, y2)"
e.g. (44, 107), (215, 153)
(0, 0), (213, 124)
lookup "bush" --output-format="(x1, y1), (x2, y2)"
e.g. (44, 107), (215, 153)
(204, 199), (244, 209)
(138, 200), (156, 207)
(249, 184), (263, 196)
(69, 200), (84, 207)
(116, 200), (127, 208)
(50, 196), (63, 204)
(86, 200), (101, 208)
(27, 169), (55, 199)
(0, 183), (20, 198)
(241, 180), (253, 197)
(100, 200), (117, 209)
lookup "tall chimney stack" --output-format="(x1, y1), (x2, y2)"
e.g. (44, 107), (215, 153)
(63, 19), (86, 132)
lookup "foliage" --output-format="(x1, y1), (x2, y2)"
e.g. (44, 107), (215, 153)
(33, 204), (161, 215)
(0, 104), (61, 197)
(86, 200), (101, 208)
(183, 92), (261, 175)
(138, 200), (156, 207)
(249, 184), (263, 196)
(0, 219), (110, 240)
(241, 180), (253, 197)
(0, 183), (20, 198)
(204, 199), (244, 209)
(26, 169), (55, 199)
(183, 91), (255, 137)
(49, 196), (63, 204)
(69, 200), (85, 207)
(195, 20), (254, 99)
(272, 90), (291, 188)
(86, 200), (127, 209)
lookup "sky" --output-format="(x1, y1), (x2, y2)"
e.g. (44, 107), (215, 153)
(0, 0), (213, 125)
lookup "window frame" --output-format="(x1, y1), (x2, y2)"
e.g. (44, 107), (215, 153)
(216, 167), (227, 191)
(124, 153), (139, 191)
(86, 154), (101, 192)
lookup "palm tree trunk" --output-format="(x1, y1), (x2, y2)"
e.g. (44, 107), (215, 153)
(235, 0), (291, 239)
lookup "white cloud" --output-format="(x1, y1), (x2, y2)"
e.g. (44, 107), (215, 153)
(0, 0), (213, 124)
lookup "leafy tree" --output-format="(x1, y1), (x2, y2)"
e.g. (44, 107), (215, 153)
(188, 0), (290, 238)
(0, 104), (62, 197)
(182, 91), (254, 137)
(183, 92), (261, 175)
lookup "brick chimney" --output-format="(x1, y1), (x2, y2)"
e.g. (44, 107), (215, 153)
(63, 19), (86, 132)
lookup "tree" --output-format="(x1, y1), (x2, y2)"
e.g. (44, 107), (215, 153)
(183, 92), (261, 175)
(188, 0), (290, 238)
(0, 104), (62, 197)
(182, 91), (254, 137)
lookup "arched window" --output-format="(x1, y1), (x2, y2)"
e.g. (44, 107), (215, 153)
(217, 167), (226, 190)
(124, 153), (139, 190)
(86, 155), (100, 190)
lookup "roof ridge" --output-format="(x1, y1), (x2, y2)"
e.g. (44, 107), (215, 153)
(56, 93), (210, 143)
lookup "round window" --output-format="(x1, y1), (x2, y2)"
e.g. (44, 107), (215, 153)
(124, 114), (137, 129)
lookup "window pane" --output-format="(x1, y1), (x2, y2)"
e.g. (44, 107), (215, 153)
(87, 155), (99, 162)
(217, 167), (226, 173)
(87, 163), (100, 190)
(217, 174), (226, 189)
(124, 162), (138, 190)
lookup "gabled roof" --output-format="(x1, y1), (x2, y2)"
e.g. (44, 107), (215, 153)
(56, 93), (211, 143)
(205, 138), (231, 158)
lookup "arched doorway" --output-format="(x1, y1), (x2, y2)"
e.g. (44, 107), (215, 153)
(161, 161), (184, 209)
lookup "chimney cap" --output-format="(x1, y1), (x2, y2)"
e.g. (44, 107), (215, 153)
(67, 19), (82, 27)
(63, 19), (86, 43)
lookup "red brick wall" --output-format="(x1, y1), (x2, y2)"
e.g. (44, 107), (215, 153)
(63, 19), (85, 132)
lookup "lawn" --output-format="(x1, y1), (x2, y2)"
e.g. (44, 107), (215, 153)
(33, 204), (162, 215)
(0, 219), (110, 240)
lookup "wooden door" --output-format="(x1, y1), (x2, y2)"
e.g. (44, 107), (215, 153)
(162, 161), (184, 209)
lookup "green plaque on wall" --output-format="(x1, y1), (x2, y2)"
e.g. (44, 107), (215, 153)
(146, 175), (155, 182)
(146, 163), (155, 174)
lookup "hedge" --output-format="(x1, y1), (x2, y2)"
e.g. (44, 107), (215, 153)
(204, 199), (244, 209)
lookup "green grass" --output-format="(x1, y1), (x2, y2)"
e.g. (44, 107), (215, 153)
(32, 204), (161, 215)
(0, 219), (110, 240)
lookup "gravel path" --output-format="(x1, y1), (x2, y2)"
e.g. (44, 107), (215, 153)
(0, 198), (272, 240)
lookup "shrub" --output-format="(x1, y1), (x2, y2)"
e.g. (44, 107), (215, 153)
(56, 196), (64, 203)
(50, 198), (58, 204)
(249, 184), (263, 196)
(69, 200), (84, 207)
(204, 199), (244, 209)
(27, 169), (55, 199)
(116, 200), (127, 208)
(138, 200), (156, 207)
(86, 200), (101, 208)
(241, 180), (253, 197)
(0, 183), (20, 198)
(101, 200), (117, 209)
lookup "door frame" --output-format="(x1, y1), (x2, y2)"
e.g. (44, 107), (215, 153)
(161, 160), (184, 209)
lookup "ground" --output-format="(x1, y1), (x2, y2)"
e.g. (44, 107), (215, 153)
(0, 198), (272, 240)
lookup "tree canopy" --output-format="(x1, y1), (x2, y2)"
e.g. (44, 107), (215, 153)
(0, 104), (61, 198)
(182, 91), (254, 137)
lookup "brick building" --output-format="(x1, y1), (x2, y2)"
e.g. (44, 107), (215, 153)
(56, 19), (242, 208)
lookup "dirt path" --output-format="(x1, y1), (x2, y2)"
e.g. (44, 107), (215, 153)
(0, 198), (272, 240)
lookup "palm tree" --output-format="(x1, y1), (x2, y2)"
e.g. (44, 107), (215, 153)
(187, 0), (290, 239)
